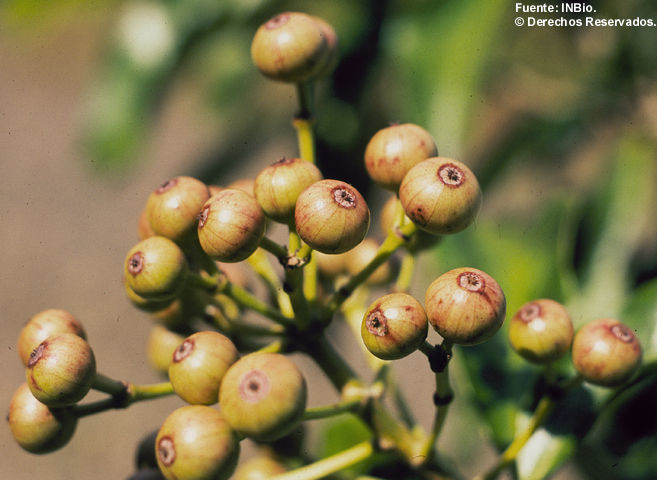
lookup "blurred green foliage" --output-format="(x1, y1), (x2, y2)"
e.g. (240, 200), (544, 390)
(4, 0), (656, 478)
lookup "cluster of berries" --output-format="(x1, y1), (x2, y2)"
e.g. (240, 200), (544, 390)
(7, 10), (644, 480)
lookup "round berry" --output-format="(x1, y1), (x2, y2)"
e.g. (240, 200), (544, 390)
(146, 176), (210, 243)
(313, 250), (350, 277)
(156, 405), (239, 480)
(17, 309), (86, 367)
(425, 267), (506, 345)
(146, 325), (186, 375)
(124, 281), (175, 314)
(509, 299), (574, 364)
(124, 236), (188, 301)
(295, 179), (370, 254)
(399, 157), (482, 235)
(168, 331), (239, 405)
(197, 189), (265, 262)
(26, 333), (97, 407)
(361, 293), (428, 360)
(7, 383), (77, 454)
(310, 16), (339, 79)
(227, 178), (256, 197)
(364, 123), (437, 191)
(572, 318), (642, 387)
(254, 157), (323, 224)
(219, 352), (307, 441)
(251, 12), (329, 83)
(233, 454), (288, 480)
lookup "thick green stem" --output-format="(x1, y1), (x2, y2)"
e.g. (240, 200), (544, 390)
(220, 281), (291, 326)
(326, 222), (417, 314)
(246, 248), (294, 318)
(306, 336), (359, 391)
(92, 372), (127, 396)
(259, 236), (289, 261)
(73, 381), (174, 418)
(270, 441), (375, 480)
(395, 252), (416, 292)
(303, 399), (362, 421)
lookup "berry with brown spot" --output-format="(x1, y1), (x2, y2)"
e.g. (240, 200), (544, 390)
(572, 318), (642, 387)
(197, 189), (265, 262)
(361, 293), (428, 360)
(26, 333), (97, 407)
(156, 405), (239, 480)
(425, 267), (506, 345)
(168, 331), (239, 405)
(124, 236), (188, 301)
(509, 299), (574, 364)
(399, 157), (482, 235)
(295, 179), (370, 254)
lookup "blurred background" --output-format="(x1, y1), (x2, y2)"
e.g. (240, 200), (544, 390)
(1, 0), (656, 479)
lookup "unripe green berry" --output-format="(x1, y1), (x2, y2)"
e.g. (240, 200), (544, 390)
(168, 331), (239, 405)
(147, 325), (186, 375)
(251, 12), (329, 83)
(124, 236), (188, 301)
(509, 299), (574, 364)
(219, 352), (307, 441)
(17, 309), (86, 366)
(254, 157), (323, 224)
(399, 157), (482, 235)
(572, 318), (642, 387)
(7, 383), (77, 454)
(313, 250), (350, 277)
(197, 189), (265, 262)
(138, 207), (156, 240)
(361, 293), (428, 360)
(227, 178), (256, 197)
(295, 179), (370, 254)
(425, 267), (506, 345)
(146, 176), (210, 243)
(156, 405), (239, 480)
(364, 123), (438, 191)
(26, 333), (97, 407)
(233, 454), (288, 480)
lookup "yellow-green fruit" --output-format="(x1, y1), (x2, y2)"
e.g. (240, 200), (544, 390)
(7, 383), (77, 454)
(233, 455), (288, 480)
(251, 12), (329, 83)
(314, 250), (350, 277)
(219, 353), (307, 441)
(197, 189), (265, 262)
(425, 267), (506, 345)
(295, 179), (370, 254)
(124, 281), (175, 314)
(146, 325), (186, 375)
(17, 309), (86, 366)
(254, 157), (323, 224)
(169, 331), (239, 405)
(364, 123), (438, 191)
(26, 333), (96, 407)
(399, 157), (482, 235)
(156, 405), (239, 480)
(509, 299), (574, 364)
(124, 236), (188, 301)
(146, 176), (210, 243)
(361, 293), (428, 360)
(572, 318), (642, 387)
(137, 207), (156, 240)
